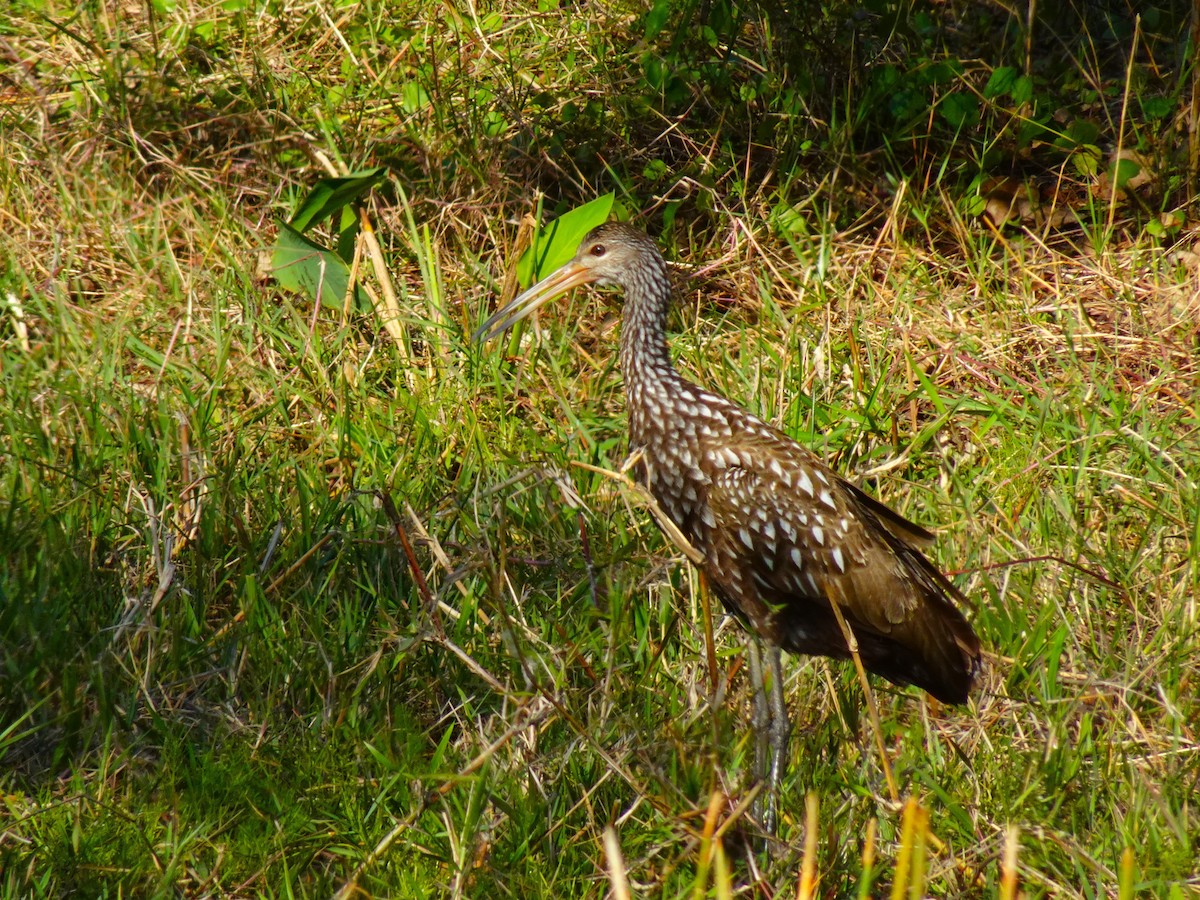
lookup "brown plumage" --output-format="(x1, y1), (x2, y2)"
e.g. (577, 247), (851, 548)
(476, 222), (981, 822)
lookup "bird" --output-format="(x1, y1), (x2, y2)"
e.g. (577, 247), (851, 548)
(475, 221), (982, 829)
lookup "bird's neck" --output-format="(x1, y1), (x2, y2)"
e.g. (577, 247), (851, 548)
(617, 261), (677, 393)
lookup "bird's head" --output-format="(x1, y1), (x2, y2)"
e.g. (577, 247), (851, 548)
(473, 222), (664, 343)
(568, 222), (661, 288)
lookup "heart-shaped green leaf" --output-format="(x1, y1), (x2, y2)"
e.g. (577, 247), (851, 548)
(516, 194), (615, 288)
(288, 166), (388, 234)
(272, 222), (366, 311)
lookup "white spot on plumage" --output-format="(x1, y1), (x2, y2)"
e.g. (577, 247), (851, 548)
(768, 458), (783, 478)
(790, 547), (803, 569)
(831, 547), (845, 572)
(797, 470), (814, 497)
(739, 528), (754, 550)
(815, 470), (829, 486)
(812, 525), (824, 545)
(819, 489), (835, 509)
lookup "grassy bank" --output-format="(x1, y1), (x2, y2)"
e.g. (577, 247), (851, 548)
(2, 0), (1198, 895)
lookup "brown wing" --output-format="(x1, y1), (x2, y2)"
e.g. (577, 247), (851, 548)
(697, 437), (980, 704)
(842, 480), (936, 549)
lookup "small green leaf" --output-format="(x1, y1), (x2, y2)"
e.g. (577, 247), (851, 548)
(889, 88), (925, 122)
(1017, 116), (1052, 147)
(1067, 119), (1101, 146)
(516, 194), (615, 287)
(1110, 156), (1142, 189)
(922, 59), (962, 86)
(400, 80), (431, 113)
(871, 65), (900, 93)
(642, 55), (665, 92)
(1070, 144), (1102, 177)
(642, 159), (668, 181)
(1011, 75), (1034, 105)
(770, 201), (809, 235)
(960, 193), (986, 217)
(939, 91), (978, 129)
(983, 66), (1017, 99)
(272, 223), (365, 311)
(644, 0), (670, 38)
(1141, 96), (1173, 120)
(288, 166), (388, 234)
(661, 200), (680, 234)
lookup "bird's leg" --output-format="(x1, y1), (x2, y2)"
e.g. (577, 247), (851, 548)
(746, 639), (775, 832)
(747, 638), (769, 775)
(765, 643), (791, 828)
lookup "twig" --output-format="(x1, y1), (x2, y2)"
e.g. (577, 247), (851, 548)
(577, 510), (605, 611)
(378, 491), (442, 633)
(826, 584), (899, 803)
(404, 500), (493, 626)
(603, 826), (632, 900)
(952, 554), (1126, 595)
(571, 454), (704, 566)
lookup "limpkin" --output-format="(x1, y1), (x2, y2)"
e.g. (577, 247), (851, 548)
(475, 222), (981, 827)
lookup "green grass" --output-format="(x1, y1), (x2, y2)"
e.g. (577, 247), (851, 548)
(2, 0), (1198, 896)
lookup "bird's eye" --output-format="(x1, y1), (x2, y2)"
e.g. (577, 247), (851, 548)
(589, 244), (606, 257)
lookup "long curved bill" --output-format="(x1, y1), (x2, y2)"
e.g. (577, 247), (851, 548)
(473, 260), (597, 343)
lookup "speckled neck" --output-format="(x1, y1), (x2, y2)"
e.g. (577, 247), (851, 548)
(617, 248), (678, 399)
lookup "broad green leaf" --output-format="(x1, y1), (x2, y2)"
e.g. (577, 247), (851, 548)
(516, 194), (614, 287)
(288, 166), (388, 234)
(335, 204), (359, 264)
(272, 222), (365, 311)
